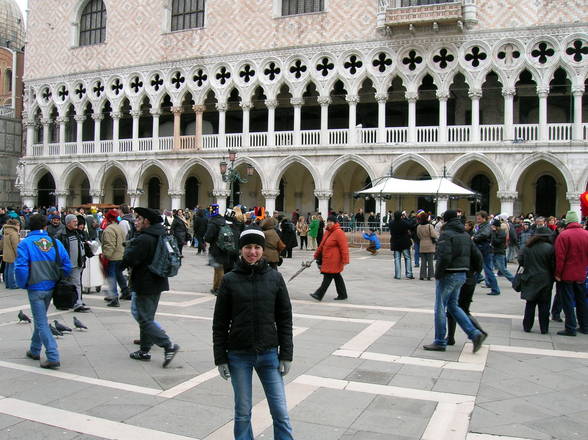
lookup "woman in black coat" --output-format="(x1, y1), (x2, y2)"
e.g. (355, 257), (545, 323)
(170, 209), (189, 255)
(280, 218), (297, 258)
(518, 227), (555, 334)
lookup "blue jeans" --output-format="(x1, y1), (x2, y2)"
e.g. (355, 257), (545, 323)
(228, 349), (293, 440)
(27, 289), (59, 362)
(107, 261), (128, 298)
(482, 252), (500, 293)
(414, 242), (420, 267)
(493, 254), (514, 282)
(130, 292), (162, 330)
(434, 272), (481, 346)
(4, 262), (18, 289)
(560, 281), (587, 334)
(134, 292), (171, 352)
(394, 249), (413, 279)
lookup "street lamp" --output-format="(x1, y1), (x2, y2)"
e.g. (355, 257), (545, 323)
(219, 149), (254, 208)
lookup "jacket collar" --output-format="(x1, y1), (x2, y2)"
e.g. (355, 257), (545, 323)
(233, 257), (270, 275)
(565, 222), (582, 230)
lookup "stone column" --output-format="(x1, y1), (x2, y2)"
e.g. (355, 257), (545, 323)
(436, 195), (449, 216)
(318, 96), (331, 146)
(314, 190), (332, 217)
(346, 95), (359, 145)
(57, 117), (68, 150)
(469, 89), (482, 142)
(497, 191), (518, 216)
(193, 105), (205, 149)
(240, 101), (252, 147)
(213, 190), (230, 214)
(111, 111), (121, 151)
(89, 190), (103, 205)
(92, 113), (103, 146)
(572, 88), (584, 141)
(375, 93), (387, 143)
(406, 92), (418, 143)
(291, 97), (304, 146)
(54, 190), (69, 211)
(21, 189), (38, 209)
(566, 192), (582, 222)
(437, 91), (449, 143)
(172, 106), (182, 150)
(169, 191), (185, 210)
(502, 87), (515, 141)
(25, 120), (35, 156)
(216, 102), (227, 148)
(131, 110), (141, 151)
(74, 115), (85, 153)
(151, 110), (160, 149)
(262, 190), (279, 215)
(42, 118), (51, 150)
(127, 190), (143, 208)
(265, 99), (277, 147)
(537, 87), (549, 142)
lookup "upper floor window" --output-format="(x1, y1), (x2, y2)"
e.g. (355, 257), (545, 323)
(400, 0), (456, 6)
(282, 0), (324, 16)
(171, 0), (206, 31)
(79, 0), (107, 46)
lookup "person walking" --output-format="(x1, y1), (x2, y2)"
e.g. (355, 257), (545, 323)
(491, 218), (514, 282)
(389, 211), (415, 280)
(170, 209), (189, 255)
(205, 204), (238, 295)
(310, 215), (350, 301)
(57, 214), (91, 312)
(308, 215), (319, 250)
(518, 227), (555, 334)
(423, 210), (487, 353)
(473, 211), (500, 295)
(123, 207), (180, 366)
(416, 213), (438, 281)
(101, 209), (129, 305)
(15, 214), (72, 369)
(296, 216), (309, 250)
(554, 211), (588, 336)
(194, 208), (208, 255)
(213, 227), (294, 440)
(280, 218), (297, 259)
(2, 219), (20, 289)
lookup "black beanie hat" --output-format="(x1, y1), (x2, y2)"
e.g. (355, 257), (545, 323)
(327, 215), (338, 223)
(239, 226), (266, 249)
(443, 210), (458, 223)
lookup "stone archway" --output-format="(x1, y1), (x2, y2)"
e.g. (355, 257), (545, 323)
(275, 162), (316, 214)
(516, 160), (568, 217)
(37, 172), (56, 208)
(102, 166), (128, 205)
(66, 168), (92, 206)
(140, 165), (170, 210)
(181, 163), (215, 209)
(331, 161), (372, 216)
(451, 160), (500, 216)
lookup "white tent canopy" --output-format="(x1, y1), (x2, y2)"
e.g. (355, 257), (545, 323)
(357, 177), (475, 197)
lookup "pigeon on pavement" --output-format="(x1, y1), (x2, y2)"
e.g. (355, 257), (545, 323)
(54, 320), (72, 333)
(18, 310), (31, 323)
(73, 316), (88, 330)
(49, 323), (63, 337)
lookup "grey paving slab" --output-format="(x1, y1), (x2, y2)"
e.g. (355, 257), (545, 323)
(260, 420), (346, 440)
(525, 415), (588, 440)
(0, 420), (80, 440)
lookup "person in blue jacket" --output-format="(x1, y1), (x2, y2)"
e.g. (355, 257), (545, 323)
(15, 214), (72, 370)
(362, 228), (381, 255)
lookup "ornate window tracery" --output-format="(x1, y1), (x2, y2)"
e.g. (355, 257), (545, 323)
(171, 0), (205, 31)
(79, 0), (107, 47)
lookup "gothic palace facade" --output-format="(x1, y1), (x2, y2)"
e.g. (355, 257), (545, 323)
(19, 0), (588, 218)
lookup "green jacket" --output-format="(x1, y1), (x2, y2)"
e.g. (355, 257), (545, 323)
(308, 219), (319, 238)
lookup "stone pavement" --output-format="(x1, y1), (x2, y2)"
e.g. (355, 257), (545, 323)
(1, 246), (587, 440)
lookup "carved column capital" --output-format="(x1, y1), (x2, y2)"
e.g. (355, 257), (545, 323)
(239, 101), (253, 111)
(501, 87), (516, 97)
(317, 96), (331, 106)
(130, 110), (142, 119)
(375, 93), (388, 103)
(215, 102), (228, 112)
(496, 191), (518, 202)
(566, 192), (583, 203)
(24, 120), (36, 127)
(41, 118), (52, 125)
(345, 95), (360, 105)
(171, 106), (183, 115)
(468, 89), (483, 99)
(572, 87), (585, 97)
(436, 91), (450, 101)
(212, 189), (231, 198)
(127, 190), (144, 198)
(290, 97), (304, 107)
(536, 87), (550, 98)
(313, 190), (333, 200)
(74, 115), (86, 123)
(150, 109), (161, 117)
(261, 190), (280, 199)
(56, 117), (69, 124)
(168, 191), (185, 198)
(91, 113), (104, 121)
(405, 91), (418, 102)
(20, 189), (38, 197)
(110, 111), (122, 120)
(192, 105), (206, 113)
(53, 190), (70, 197)
(265, 99), (278, 109)
(89, 190), (104, 198)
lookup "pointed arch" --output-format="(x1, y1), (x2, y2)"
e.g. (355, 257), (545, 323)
(393, 153), (439, 178)
(232, 156), (269, 190)
(134, 159), (173, 190)
(447, 153), (506, 192)
(325, 154), (378, 190)
(175, 157), (220, 191)
(28, 164), (57, 189)
(61, 162), (92, 191)
(95, 160), (132, 191)
(268, 155), (321, 191)
(509, 152), (575, 193)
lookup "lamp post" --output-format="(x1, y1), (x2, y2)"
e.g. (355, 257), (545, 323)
(220, 149), (254, 208)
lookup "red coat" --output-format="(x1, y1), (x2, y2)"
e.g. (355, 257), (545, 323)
(555, 223), (588, 282)
(314, 223), (349, 274)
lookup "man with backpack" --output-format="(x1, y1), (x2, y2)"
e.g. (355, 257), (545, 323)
(205, 204), (238, 295)
(123, 207), (180, 367)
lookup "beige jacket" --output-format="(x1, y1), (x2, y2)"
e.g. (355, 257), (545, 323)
(101, 223), (125, 261)
(416, 223), (438, 254)
(1, 224), (20, 263)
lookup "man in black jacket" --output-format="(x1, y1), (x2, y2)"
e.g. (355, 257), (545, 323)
(123, 207), (179, 367)
(423, 210), (487, 353)
(193, 208), (208, 254)
(473, 211), (500, 295)
(205, 204), (238, 295)
(389, 211), (416, 279)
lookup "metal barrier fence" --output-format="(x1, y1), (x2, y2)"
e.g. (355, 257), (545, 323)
(340, 222), (391, 247)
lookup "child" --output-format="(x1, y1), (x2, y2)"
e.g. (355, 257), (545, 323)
(362, 228), (381, 255)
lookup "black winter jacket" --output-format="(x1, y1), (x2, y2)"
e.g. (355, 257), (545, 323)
(435, 219), (480, 279)
(212, 258), (293, 365)
(491, 229), (507, 255)
(205, 215), (236, 268)
(123, 223), (169, 296)
(473, 221), (492, 255)
(518, 240), (555, 302)
(389, 214), (415, 251)
(170, 216), (188, 245)
(193, 214), (208, 237)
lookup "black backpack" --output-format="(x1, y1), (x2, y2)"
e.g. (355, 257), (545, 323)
(216, 224), (238, 254)
(148, 234), (182, 278)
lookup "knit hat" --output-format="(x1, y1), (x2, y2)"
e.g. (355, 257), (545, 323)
(48, 214), (59, 221)
(239, 226), (265, 249)
(105, 209), (119, 223)
(565, 210), (579, 224)
(134, 207), (163, 224)
(443, 210), (458, 223)
(327, 215), (338, 223)
(209, 204), (220, 217)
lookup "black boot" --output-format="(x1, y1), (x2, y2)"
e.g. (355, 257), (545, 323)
(447, 315), (456, 346)
(469, 315), (488, 336)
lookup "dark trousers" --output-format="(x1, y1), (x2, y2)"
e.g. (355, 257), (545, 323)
(523, 300), (550, 333)
(299, 236), (308, 249)
(561, 281), (588, 334)
(135, 292), (172, 352)
(419, 253), (434, 279)
(196, 234), (206, 253)
(313, 273), (348, 300)
(447, 282), (485, 342)
(551, 281), (563, 319)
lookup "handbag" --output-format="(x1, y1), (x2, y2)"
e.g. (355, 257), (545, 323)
(51, 238), (78, 310)
(512, 265), (523, 292)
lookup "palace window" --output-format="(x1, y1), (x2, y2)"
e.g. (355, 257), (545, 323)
(400, 0), (456, 6)
(282, 0), (324, 16)
(79, 0), (107, 46)
(171, 0), (205, 31)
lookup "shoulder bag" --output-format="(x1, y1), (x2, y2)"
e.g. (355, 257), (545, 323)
(51, 237), (78, 310)
(511, 265), (523, 292)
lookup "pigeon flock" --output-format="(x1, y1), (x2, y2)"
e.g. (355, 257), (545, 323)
(18, 310), (87, 337)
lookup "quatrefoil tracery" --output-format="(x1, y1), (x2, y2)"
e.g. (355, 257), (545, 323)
(316, 57), (334, 77)
(566, 40), (588, 62)
(130, 76), (143, 93)
(216, 66), (231, 85)
(111, 78), (123, 95)
(171, 71), (185, 89)
(372, 52), (392, 73)
(58, 86), (68, 101)
(402, 50), (423, 71)
(531, 42), (555, 64)
(289, 60), (307, 79)
(264, 62), (281, 81)
(74, 84), (86, 100)
(432, 48), (454, 69)
(239, 64), (256, 83)
(93, 81), (104, 97)
(344, 55), (363, 75)
(464, 46), (487, 68)
(193, 69), (208, 87)
(151, 74), (164, 91)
